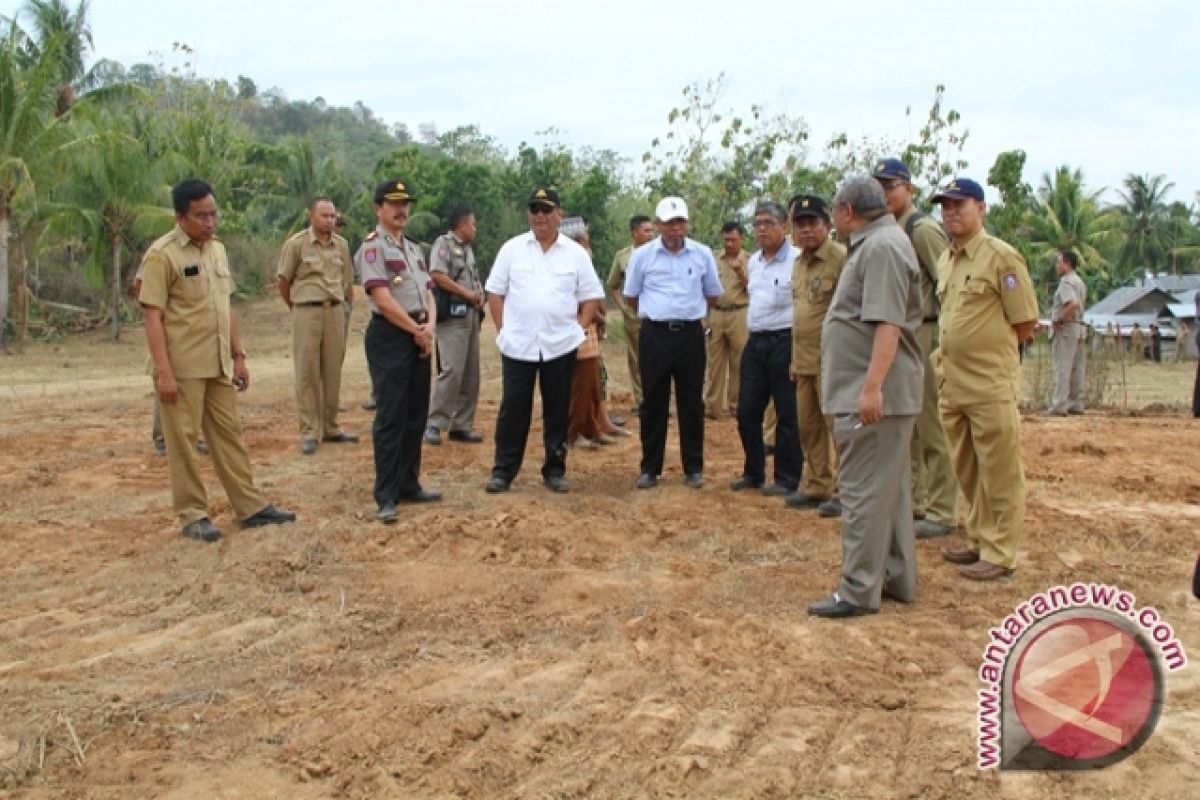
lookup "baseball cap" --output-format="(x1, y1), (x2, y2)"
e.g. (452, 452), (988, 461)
(528, 187), (561, 210)
(374, 179), (414, 203)
(655, 196), (688, 222)
(931, 178), (986, 203)
(790, 194), (831, 222)
(871, 158), (912, 182)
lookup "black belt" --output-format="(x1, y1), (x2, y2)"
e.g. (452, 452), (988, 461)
(750, 328), (791, 338)
(373, 311), (429, 324)
(714, 304), (748, 312)
(922, 317), (938, 323)
(296, 299), (340, 308)
(646, 319), (701, 332)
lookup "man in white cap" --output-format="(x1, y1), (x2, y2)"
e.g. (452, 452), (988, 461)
(623, 197), (723, 489)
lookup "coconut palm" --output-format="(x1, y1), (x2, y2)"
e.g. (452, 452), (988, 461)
(21, 0), (94, 113)
(1025, 166), (1122, 297)
(1115, 173), (1174, 276)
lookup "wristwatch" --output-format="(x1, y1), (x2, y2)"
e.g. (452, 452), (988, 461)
(233, 349), (247, 360)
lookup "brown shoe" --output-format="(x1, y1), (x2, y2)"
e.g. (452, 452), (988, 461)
(959, 560), (1013, 581)
(941, 544), (980, 565)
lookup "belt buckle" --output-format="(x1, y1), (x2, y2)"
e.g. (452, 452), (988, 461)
(668, 321), (684, 332)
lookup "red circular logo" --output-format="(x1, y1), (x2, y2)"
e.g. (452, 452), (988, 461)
(1012, 616), (1158, 761)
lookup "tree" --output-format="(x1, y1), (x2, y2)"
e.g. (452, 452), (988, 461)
(21, 0), (94, 112)
(1026, 166), (1122, 300)
(1115, 173), (1174, 276)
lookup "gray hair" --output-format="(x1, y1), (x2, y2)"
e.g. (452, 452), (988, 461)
(753, 201), (788, 223)
(834, 175), (888, 219)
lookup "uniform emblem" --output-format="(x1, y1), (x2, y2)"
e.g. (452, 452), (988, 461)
(437, 242), (449, 261)
(1002, 272), (1019, 292)
(365, 231), (378, 241)
(364, 249), (377, 264)
(801, 199), (810, 208)
(392, 274), (404, 286)
(535, 189), (548, 199)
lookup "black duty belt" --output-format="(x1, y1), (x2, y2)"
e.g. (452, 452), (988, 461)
(372, 310), (429, 324)
(714, 303), (748, 312)
(296, 299), (341, 308)
(646, 319), (702, 332)
(749, 328), (792, 339)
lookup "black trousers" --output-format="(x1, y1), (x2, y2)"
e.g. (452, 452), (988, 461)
(366, 314), (431, 506)
(1193, 355), (1200, 418)
(638, 320), (706, 476)
(492, 351), (576, 482)
(736, 329), (803, 488)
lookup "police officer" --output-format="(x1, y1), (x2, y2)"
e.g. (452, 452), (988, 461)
(139, 179), (295, 542)
(608, 214), (656, 413)
(931, 178), (1038, 581)
(1046, 249), (1088, 415)
(872, 158), (958, 538)
(356, 179), (442, 523)
(278, 197), (357, 454)
(425, 205), (485, 445)
(705, 222), (750, 419)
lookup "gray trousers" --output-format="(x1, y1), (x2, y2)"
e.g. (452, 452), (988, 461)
(834, 413), (918, 609)
(1049, 332), (1086, 414)
(427, 313), (481, 432)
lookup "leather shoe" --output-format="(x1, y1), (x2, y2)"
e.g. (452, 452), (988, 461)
(818, 498), (843, 518)
(784, 492), (826, 510)
(485, 475), (511, 493)
(684, 473), (704, 489)
(322, 432), (359, 444)
(153, 440), (166, 456)
(301, 438), (317, 455)
(940, 544), (980, 565)
(635, 473), (658, 490)
(807, 594), (878, 618)
(398, 488), (442, 503)
(181, 517), (221, 543)
(730, 475), (763, 491)
(881, 588), (913, 604)
(423, 426), (442, 445)
(241, 504), (297, 529)
(448, 430), (483, 443)
(195, 440), (209, 455)
(959, 560), (1012, 581)
(761, 483), (791, 497)
(915, 519), (955, 539)
(544, 475), (570, 493)
(377, 502), (398, 524)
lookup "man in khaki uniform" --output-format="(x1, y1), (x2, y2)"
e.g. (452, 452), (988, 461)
(784, 195), (847, 510)
(873, 158), (958, 539)
(705, 222), (749, 419)
(1046, 249), (1088, 415)
(932, 179), (1038, 581)
(607, 214), (656, 412)
(278, 197), (357, 454)
(425, 205), (485, 445)
(139, 179), (295, 542)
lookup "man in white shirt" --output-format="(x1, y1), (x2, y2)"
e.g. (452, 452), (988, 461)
(484, 187), (605, 493)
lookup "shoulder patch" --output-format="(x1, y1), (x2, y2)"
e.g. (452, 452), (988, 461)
(1002, 272), (1019, 292)
(365, 249), (377, 264)
(364, 231), (378, 241)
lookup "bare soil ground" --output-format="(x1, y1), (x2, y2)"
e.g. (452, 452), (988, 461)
(1, 298), (1198, 799)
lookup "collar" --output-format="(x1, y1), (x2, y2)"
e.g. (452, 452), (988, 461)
(654, 236), (693, 256)
(306, 226), (335, 246)
(524, 230), (563, 249)
(449, 231), (470, 247)
(377, 224), (405, 247)
(950, 227), (988, 260)
(172, 224), (211, 250)
(847, 213), (897, 248)
(802, 236), (835, 262)
(756, 239), (793, 266)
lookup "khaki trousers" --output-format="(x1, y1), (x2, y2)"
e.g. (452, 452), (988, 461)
(428, 313), (481, 432)
(705, 308), (748, 417)
(1048, 332), (1086, 414)
(911, 322), (958, 524)
(161, 378), (266, 526)
(623, 312), (642, 406)
(292, 304), (345, 439)
(939, 398), (1025, 569)
(795, 373), (836, 498)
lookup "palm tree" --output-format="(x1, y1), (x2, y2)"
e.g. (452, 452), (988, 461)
(22, 0), (93, 113)
(1025, 166), (1123, 299)
(1115, 173), (1174, 276)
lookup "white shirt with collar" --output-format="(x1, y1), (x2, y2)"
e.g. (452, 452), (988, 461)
(746, 240), (796, 332)
(485, 230), (605, 362)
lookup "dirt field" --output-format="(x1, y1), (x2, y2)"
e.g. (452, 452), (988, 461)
(1, 297), (1197, 799)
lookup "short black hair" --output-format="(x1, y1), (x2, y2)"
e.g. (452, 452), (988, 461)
(629, 214), (651, 232)
(448, 205), (473, 230)
(721, 221), (745, 235)
(307, 196), (333, 212)
(1060, 249), (1079, 270)
(172, 179), (214, 215)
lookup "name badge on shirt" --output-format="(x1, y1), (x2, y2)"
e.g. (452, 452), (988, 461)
(183, 265), (200, 277)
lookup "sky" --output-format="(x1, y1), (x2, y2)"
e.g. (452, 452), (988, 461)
(6, 0), (1200, 205)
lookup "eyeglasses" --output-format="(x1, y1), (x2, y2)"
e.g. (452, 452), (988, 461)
(528, 206), (555, 216)
(879, 180), (905, 192)
(751, 219), (781, 230)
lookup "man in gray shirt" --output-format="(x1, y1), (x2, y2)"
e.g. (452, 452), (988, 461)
(808, 175), (925, 619)
(1045, 249), (1088, 416)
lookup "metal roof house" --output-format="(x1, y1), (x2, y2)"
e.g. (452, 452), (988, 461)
(1083, 279), (1198, 358)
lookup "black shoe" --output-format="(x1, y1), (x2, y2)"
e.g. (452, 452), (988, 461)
(423, 426), (442, 445)
(807, 594), (878, 618)
(784, 492), (825, 510)
(153, 440), (166, 456)
(377, 502), (398, 524)
(181, 517), (221, 542)
(322, 432), (359, 444)
(818, 498), (843, 518)
(730, 475), (763, 492)
(543, 475), (570, 493)
(448, 430), (483, 443)
(301, 438), (317, 455)
(241, 504), (297, 529)
(485, 475), (511, 493)
(195, 440), (209, 455)
(635, 473), (658, 490)
(761, 483), (791, 497)
(764, 444), (775, 457)
(684, 473), (704, 489)
(398, 489), (442, 503)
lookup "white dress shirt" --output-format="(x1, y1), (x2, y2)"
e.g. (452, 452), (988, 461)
(746, 240), (796, 332)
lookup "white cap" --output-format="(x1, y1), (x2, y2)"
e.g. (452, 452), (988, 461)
(655, 196), (689, 222)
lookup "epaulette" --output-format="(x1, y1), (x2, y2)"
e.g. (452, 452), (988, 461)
(364, 231), (379, 241)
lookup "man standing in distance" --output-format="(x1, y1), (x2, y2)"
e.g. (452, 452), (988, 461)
(356, 179), (441, 523)
(484, 188), (605, 494)
(808, 176), (924, 618)
(607, 214), (655, 413)
(277, 197), (357, 455)
(139, 179), (295, 542)
(872, 158), (957, 539)
(932, 178), (1039, 580)
(425, 206), (485, 445)
(705, 222), (750, 419)
(1045, 249), (1088, 416)
(624, 197), (723, 489)
(731, 201), (802, 496)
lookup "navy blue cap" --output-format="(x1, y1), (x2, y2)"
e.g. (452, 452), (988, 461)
(871, 158), (912, 182)
(931, 178), (985, 203)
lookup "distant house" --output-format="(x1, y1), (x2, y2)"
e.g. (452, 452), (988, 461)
(1083, 276), (1199, 358)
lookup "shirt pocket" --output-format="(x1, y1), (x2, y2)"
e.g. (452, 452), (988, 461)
(213, 261), (234, 297)
(176, 263), (211, 302)
(552, 266), (577, 295)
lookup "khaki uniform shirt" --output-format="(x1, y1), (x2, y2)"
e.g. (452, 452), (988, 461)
(895, 206), (949, 320)
(355, 226), (433, 316)
(821, 215), (924, 415)
(934, 229), (1039, 405)
(714, 251), (750, 308)
(791, 237), (848, 375)
(429, 231), (478, 292)
(137, 225), (234, 381)
(276, 228), (351, 303)
(1051, 271), (1088, 340)
(607, 245), (639, 329)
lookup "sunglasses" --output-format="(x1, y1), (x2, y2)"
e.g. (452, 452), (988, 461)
(528, 205), (556, 215)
